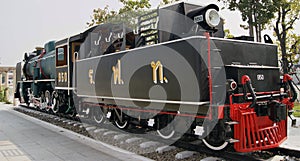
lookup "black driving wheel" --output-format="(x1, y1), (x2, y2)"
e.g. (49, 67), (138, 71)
(93, 106), (104, 124)
(156, 115), (175, 139)
(202, 123), (228, 151)
(44, 90), (51, 112)
(51, 91), (60, 114)
(114, 108), (128, 129)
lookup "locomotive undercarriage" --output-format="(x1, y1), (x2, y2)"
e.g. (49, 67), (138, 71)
(20, 82), (53, 109)
(51, 90), (75, 115)
(74, 99), (233, 147)
(19, 84), (78, 117)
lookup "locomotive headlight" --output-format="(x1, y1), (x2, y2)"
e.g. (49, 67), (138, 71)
(205, 9), (220, 28)
(230, 81), (237, 91)
(187, 4), (220, 32)
(227, 79), (237, 92)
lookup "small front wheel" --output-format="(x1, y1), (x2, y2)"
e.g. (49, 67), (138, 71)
(202, 122), (229, 151)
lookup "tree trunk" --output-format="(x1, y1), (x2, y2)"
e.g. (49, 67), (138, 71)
(281, 7), (288, 74)
(248, 12), (254, 37)
(257, 24), (262, 42)
(255, 25), (259, 42)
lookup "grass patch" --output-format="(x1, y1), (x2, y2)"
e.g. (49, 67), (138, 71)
(293, 102), (300, 117)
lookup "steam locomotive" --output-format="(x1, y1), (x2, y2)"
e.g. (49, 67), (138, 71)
(15, 2), (296, 152)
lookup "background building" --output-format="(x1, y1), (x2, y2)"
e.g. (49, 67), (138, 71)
(0, 65), (16, 103)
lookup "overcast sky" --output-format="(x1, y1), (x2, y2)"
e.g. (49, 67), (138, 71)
(0, 0), (299, 66)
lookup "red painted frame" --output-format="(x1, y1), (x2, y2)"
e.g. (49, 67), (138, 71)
(229, 92), (290, 152)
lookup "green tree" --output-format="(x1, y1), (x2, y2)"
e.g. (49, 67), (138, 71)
(160, 0), (180, 5)
(224, 29), (234, 39)
(0, 87), (9, 103)
(87, 6), (116, 27)
(219, 0), (276, 42)
(278, 33), (300, 72)
(118, 0), (151, 14)
(289, 34), (300, 65)
(273, 0), (300, 73)
(87, 0), (151, 27)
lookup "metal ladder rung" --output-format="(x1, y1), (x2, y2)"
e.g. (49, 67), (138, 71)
(226, 138), (240, 143)
(213, 85), (223, 88)
(211, 67), (222, 69)
(207, 49), (221, 52)
(225, 121), (239, 125)
(212, 49), (221, 52)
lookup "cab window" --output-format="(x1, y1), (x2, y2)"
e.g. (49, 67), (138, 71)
(56, 46), (67, 66)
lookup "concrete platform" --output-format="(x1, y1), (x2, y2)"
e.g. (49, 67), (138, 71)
(0, 104), (152, 161)
(280, 117), (300, 150)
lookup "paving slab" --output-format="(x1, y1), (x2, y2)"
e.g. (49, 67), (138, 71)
(175, 151), (196, 160)
(0, 105), (153, 161)
(103, 131), (118, 136)
(155, 145), (176, 153)
(280, 117), (300, 150)
(0, 140), (30, 161)
(114, 134), (130, 140)
(200, 157), (225, 161)
(93, 128), (108, 133)
(266, 155), (286, 161)
(140, 141), (161, 149)
(125, 137), (143, 144)
(86, 126), (97, 131)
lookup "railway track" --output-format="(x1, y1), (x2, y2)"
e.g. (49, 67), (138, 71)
(14, 105), (300, 161)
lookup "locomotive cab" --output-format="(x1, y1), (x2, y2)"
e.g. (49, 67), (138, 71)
(53, 36), (82, 114)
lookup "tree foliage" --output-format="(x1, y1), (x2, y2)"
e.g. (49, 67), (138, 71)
(273, 0), (300, 73)
(87, 0), (151, 27)
(224, 29), (234, 39)
(87, 6), (116, 27)
(0, 87), (10, 103)
(87, 0), (183, 27)
(288, 34), (300, 64)
(160, 0), (180, 5)
(219, 0), (276, 42)
(118, 0), (151, 14)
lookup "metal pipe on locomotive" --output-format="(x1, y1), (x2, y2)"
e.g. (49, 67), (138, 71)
(14, 1), (297, 153)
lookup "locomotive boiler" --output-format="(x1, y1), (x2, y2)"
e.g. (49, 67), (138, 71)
(15, 1), (297, 153)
